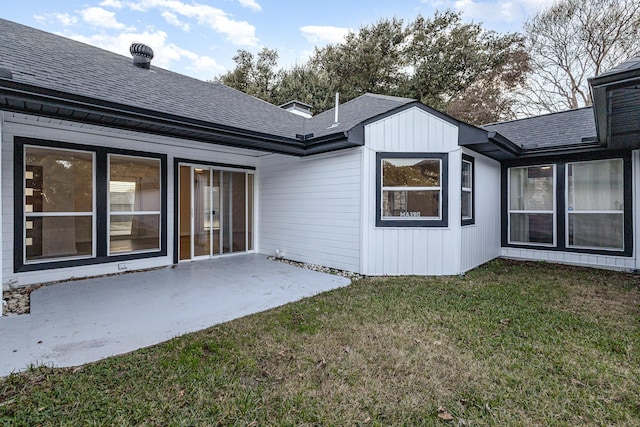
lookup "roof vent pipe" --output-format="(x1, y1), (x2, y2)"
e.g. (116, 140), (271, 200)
(130, 42), (154, 69)
(334, 92), (339, 124)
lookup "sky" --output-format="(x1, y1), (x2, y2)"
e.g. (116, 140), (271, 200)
(2, 0), (556, 81)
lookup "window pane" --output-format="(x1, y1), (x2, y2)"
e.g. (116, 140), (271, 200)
(382, 158), (440, 187)
(510, 213), (553, 244)
(568, 159), (623, 211)
(110, 214), (160, 254)
(194, 169), (211, 257)
(569, 213), (623, 249)
(462, 191), (472, 219)
(26, 216), (92, 261)
(248, 174), (254, 251)
(110, 155), (160, 212)
(25, 147), (93, 213)
(509, 166), (553, 210)
(382, 190), (439, 218)
(232, 172), (246, 252)
(461, 161), (471, 188)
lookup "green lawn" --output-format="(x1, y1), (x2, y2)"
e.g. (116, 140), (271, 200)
(1, 259), (639, 426)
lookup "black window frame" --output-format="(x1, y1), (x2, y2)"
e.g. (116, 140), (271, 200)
(376, 152), (449, 228)
(14, 137), (168, 273)
(461, 154), (475, 226)
(501, 150), (632, 257)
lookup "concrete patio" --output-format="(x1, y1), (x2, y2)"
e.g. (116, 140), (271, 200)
(0, 254), (351, 377)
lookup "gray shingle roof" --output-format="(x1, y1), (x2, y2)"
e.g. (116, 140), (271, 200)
(482, 107), (597, 150)
(0, 18), (417, 147)
(305, 93), (416, 138)
(0, 18), (312, 139)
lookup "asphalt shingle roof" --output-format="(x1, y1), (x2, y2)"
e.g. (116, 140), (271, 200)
(0, 18), (416, 145)
(0, 18), (310, 139)
(482, 107), (597, 150)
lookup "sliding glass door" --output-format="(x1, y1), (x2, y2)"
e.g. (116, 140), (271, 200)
(178, 164), (253, 261)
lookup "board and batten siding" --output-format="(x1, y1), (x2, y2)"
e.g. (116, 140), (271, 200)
(257, 148), (362, 272)
(361, 106), (462, 275)
(460, 149), (501, 272)
(1, 112), (262, 287)
(501, 148), (640, 271)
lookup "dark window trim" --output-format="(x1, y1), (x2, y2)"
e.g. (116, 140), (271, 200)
(461, 154), (475, 226)
(501, 150), (632, 257)
(375, 152), (449, 228)
(173, 158), (256, 264)
(14, 137), (168, 273)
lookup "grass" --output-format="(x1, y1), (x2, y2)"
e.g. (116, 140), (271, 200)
(1, 259), (639, 425)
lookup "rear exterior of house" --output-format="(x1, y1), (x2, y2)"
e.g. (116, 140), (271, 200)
(1, 18), (640, 312)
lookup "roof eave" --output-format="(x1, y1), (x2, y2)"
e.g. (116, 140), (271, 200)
(0, 79), (308, 156)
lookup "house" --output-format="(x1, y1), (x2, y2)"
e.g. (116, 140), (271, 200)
(0, 18), (639, 311)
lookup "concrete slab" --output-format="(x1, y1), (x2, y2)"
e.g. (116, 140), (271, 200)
(0, 254), (351, 376)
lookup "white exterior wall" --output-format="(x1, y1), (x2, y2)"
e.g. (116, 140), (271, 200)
(502, 149), (639, 271)
(460, 149), (501, 272)
(257, 148), (362, 272)
(1, 112), (264, 287)
(362, 107), (462, 275)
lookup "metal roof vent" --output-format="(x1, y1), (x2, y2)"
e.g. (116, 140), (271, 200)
(0, 67), (12, 79)
(130, 42), (154, 70)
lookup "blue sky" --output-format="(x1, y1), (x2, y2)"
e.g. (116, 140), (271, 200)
(3, 0), (555, 81)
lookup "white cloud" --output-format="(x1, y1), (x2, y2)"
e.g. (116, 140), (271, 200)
(454, 0), (521, 24)
(238, 0), (262, 12)
(80, 7), (127, 29)
(299, 25), (351, 44)
(422, 0), (557, 26)
(161, 11), (190, 31)
(123, 0), (259, 46)
(99, 0), (125, 8)
(53, 13), (78, 26)
(68, 29), (224, 80)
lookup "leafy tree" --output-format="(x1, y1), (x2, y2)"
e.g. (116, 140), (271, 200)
(520, 0), (640, 114)
(218, 47), (280, 100)
(269, 64), (334, 113)
(216, 11), (530, 124)
(402, 11), (529, 124)
(309, 18), (406, 108)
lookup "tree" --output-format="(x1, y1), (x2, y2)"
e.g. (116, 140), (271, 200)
(217, 47), (280, 100)
(269, 64), (334, 113)
(402, 11), (529, 124)
(216, 11), (530, 124)
(521, 0), (640, 114)
(310, 18), (407, 108)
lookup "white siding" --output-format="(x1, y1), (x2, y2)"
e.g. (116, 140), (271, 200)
(2, 112), (263, 287)
(460, 149), (501, 272)
(362, 107), (462, 275)
(501, 247), (636, 270)
(257, 148), (362, 272)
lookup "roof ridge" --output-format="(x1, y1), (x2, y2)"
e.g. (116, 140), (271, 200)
(483, 106), (593, 127)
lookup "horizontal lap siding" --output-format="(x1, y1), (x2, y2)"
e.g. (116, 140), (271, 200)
(461, 151), (501, 272)
(257, 149), (362, 272)
(2, 113), (261, 286)
(362, 107), (462, 276)
(501, 247), (636, 270)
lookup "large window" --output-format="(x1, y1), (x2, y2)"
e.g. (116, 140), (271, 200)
(24, 147), (95, 262)
(567, 159), (623, 250)
(376, 152), (448, 227)
(508, 165), (555, 245)
(461, 155), (474, 225)
(16, 138), (166, 272)
(109, 155), (162, 254)
(506, 156), (630, 255)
